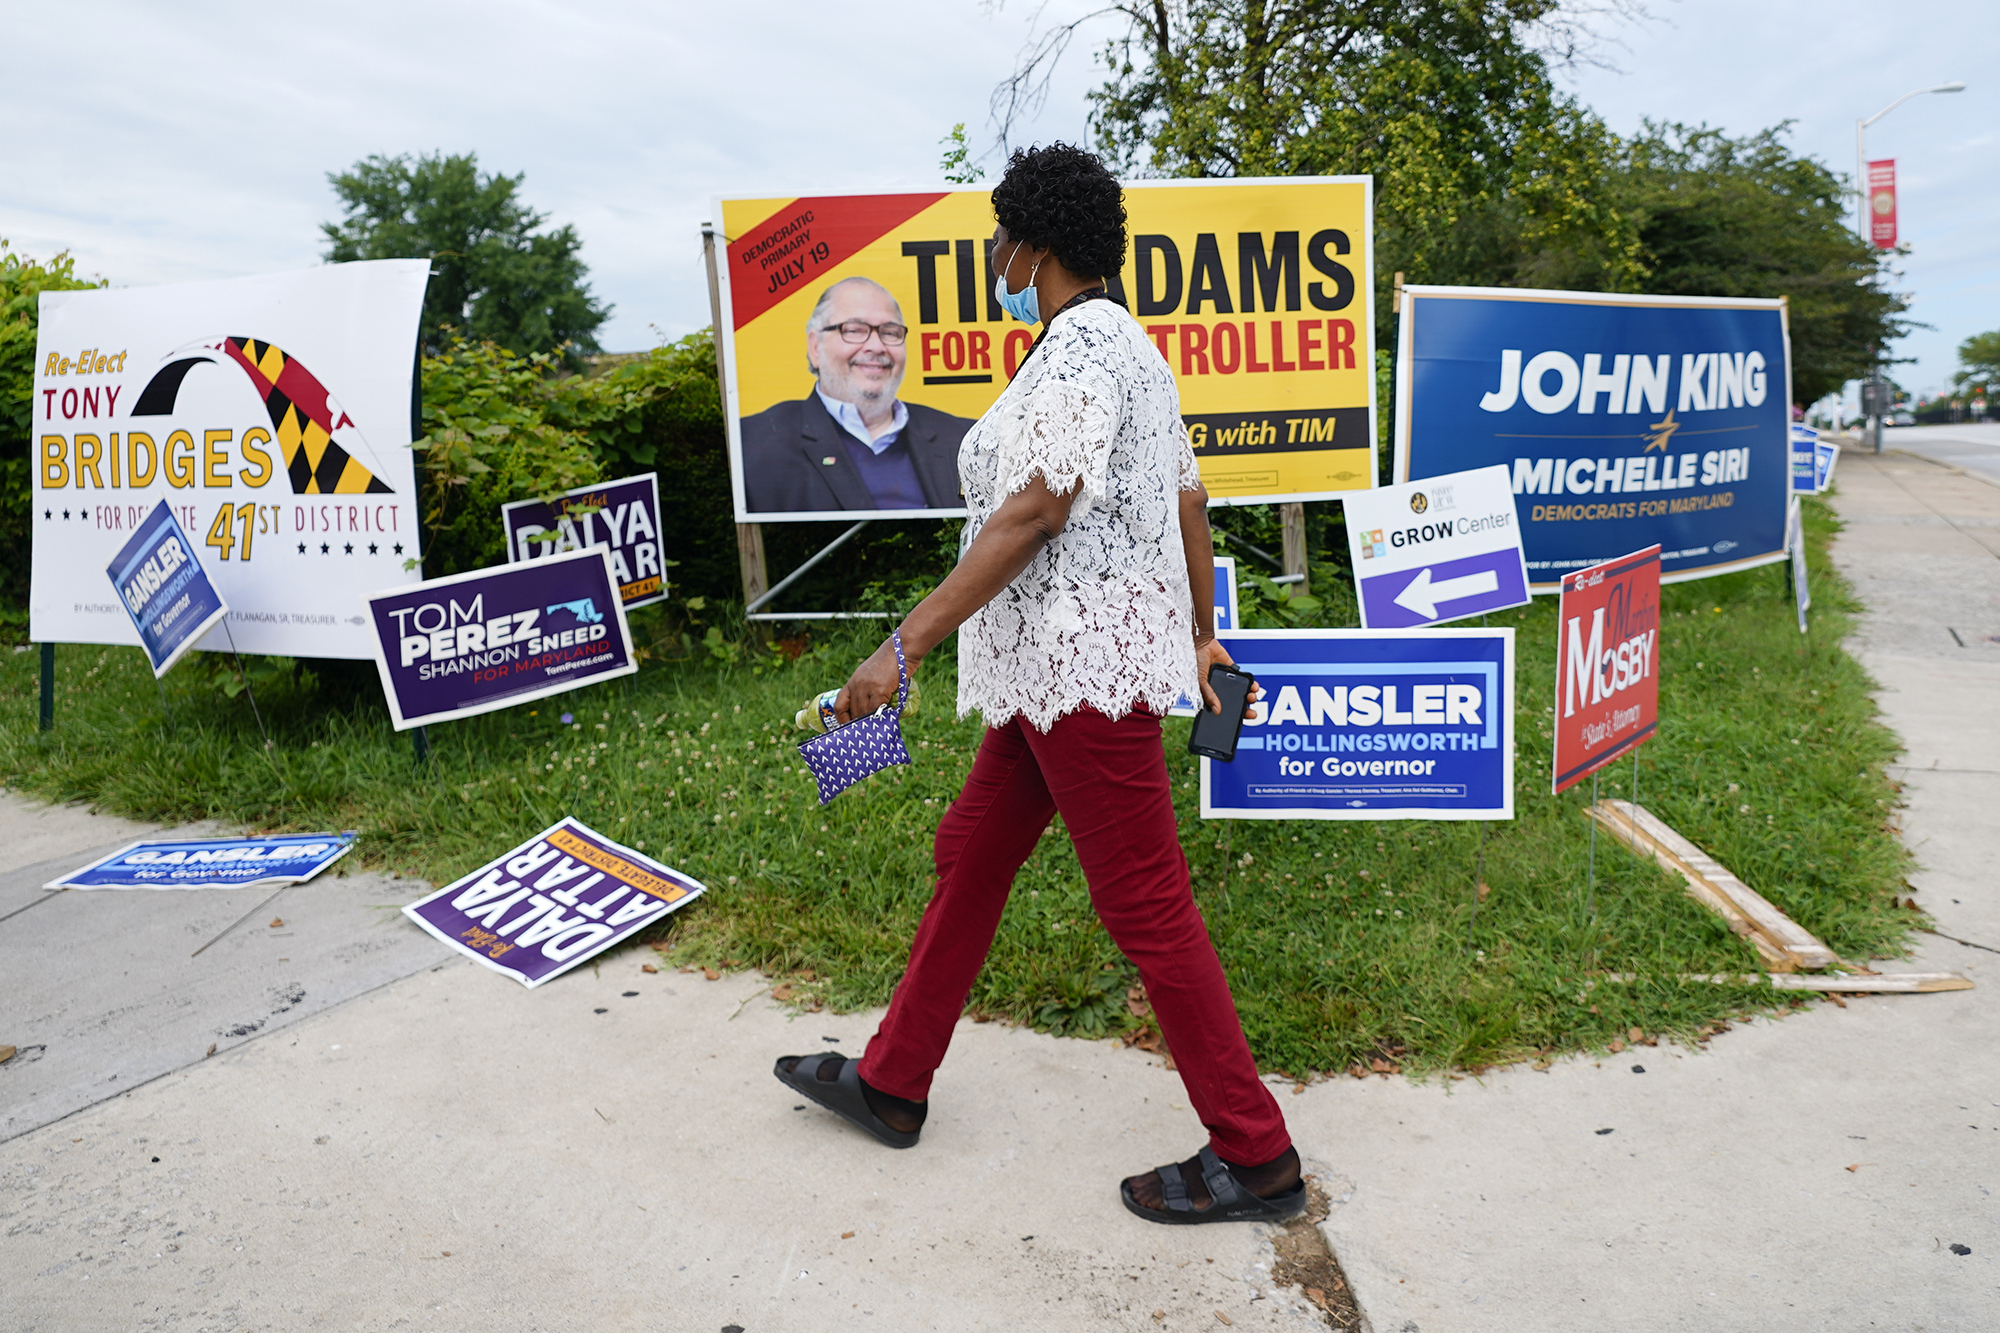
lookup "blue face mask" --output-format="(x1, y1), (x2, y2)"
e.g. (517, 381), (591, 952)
(994, 243), (1043, 325)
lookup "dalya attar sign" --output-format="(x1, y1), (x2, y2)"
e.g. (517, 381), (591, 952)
(717, 178), (1376, 522)
(31, 261), (430, 659)
(1202, 628), (1515, 821)
(502, 473), (667, 609)
(1552, 545), (1660, 794)
(404, 818), (704, 988)
(1397, 286), (1790, 591)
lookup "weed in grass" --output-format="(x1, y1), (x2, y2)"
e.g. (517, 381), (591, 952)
(0, 497), (1913, 1075)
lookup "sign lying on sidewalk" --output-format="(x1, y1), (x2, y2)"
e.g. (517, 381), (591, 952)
(365, 546), (637, 730)
(403, 819), (705, 987)
(502, 473), (668, 609)
(1201, 628), (1516, 821)
(107, 500), (230, 676)
(1340, 464), (1529, 628)
(48, 832), (356, 890)
(1552, 545), (1660, 793)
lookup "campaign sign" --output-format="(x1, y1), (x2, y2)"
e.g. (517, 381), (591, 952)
(1342, 464), (1529, 628)
(1552, 546), (1660, 794)
(48, 832), (355, 890)
(1790, 424), (1819, 494)
(1789, 500), (1811, 634)
(1814, 438), (1839, 492)
(1202, 628), (1515, 821)
(106, 500), (229, 676)
(1168, 556), (1241, 718)
(403, 818), (704, 988)
(365, 546), (637, 730)
(501, 473), (667, 609)
(1397, 286), (1790, 590)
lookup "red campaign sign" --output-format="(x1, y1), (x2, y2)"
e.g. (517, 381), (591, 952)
(1868, 159), (1897, 250)
(727, 192), (947, 331)
(1553, 545), (1661, 794)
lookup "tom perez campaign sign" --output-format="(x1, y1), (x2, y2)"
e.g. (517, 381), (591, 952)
(501, 473), (667, 609)
(32, 261), (429, 659)
(1202, 628), (1516, 822)
(1552, 545), (1660, 794)
(1395, 286), (1789, 591)
(364, 546), (637, 730)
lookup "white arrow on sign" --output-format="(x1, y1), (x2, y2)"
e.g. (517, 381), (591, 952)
(1393, 566), (1500, 620)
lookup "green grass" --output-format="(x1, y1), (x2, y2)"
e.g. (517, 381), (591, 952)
(0, 495), (1916, 1076)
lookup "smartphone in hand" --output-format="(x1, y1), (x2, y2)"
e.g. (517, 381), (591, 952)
(1188, 664), (1255, 762)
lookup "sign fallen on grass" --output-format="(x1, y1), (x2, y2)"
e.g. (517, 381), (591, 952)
(403, 818), (705, 988)
(48, 833), (356, 890)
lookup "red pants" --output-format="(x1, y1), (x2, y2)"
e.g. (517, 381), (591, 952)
(858, 708), (1291, 1167)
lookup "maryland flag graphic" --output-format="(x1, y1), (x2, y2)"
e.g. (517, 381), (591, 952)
(133, 336), (393, 494)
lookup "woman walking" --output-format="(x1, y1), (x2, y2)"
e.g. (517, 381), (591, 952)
(776, 143), (1302, 1224)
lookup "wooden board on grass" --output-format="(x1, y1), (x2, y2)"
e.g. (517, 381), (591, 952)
(1586, 799), (1839, 971)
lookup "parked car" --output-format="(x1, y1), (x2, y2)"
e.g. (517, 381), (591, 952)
(1890, 410), (1916, 426)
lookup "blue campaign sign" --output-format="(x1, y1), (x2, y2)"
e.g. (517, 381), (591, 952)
(1790, 424), (1820, 494)
(1168, 556), (1241, 718)
(47, 833), (356, 890)
(1397, 286), (1791, 590)
(1202, 628), (1515, 821)
(106, 500), (229, 677)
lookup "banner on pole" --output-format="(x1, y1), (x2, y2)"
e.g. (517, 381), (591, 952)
(1867, 159), (1897, 250)
(106, 500), (229, 677)
(402, 819), (704, 988)
(1397, 286), (1790, 591)
(1552, 545), (1660, 794)
(1340, 464), (1530, 628)
(1201, 628), (1515, 821)
(717, 177), (1376, 522)
(48, 832), (356, 890)
(31, 261), (429, 659)
(365, 546), (637, 731)
(501, 473), (667, 609)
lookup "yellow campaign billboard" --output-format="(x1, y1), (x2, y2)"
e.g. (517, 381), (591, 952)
(715, 177), (1375, 523)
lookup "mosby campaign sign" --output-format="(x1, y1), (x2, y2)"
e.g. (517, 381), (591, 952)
(48, 832), (356, 891)
(718, 177), (1375, 522)
(403, 818), (704, 988)
(501, 473), (667, 609)
(31, 261), (429, 658)
(1341, 465), (1529, 628)
(1396, 286), (1790, 590)
(365, 546), (637, 730)
(1203, 628), (1515, 821)
(1552, 545), (1660, 794)
(106, 500), (229, 676)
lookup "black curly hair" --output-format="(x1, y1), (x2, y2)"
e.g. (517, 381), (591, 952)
(990, 142), (1127, 279)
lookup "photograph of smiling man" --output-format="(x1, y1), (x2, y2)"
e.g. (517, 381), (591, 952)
(737, 276), (973, 513)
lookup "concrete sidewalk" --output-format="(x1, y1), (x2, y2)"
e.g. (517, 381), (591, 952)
(2, 448), (1996, 1330)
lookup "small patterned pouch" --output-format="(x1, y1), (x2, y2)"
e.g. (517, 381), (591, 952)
(797, 630), (912, 805)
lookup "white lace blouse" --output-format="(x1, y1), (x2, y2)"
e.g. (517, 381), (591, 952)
(954, 299), (1202, 731)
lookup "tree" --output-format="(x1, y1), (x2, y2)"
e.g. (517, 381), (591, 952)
(1615, 123), (1908, 406)
(1953, 330), (2000, 394)
(322, 152), (610, 363)
(998, 0), (1647, 342)
(0, 243), (106, 618)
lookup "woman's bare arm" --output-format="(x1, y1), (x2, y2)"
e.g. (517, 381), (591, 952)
(833, 476), (1078, 721)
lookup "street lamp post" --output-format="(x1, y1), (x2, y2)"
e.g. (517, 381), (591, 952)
(1855, 81), (1965, 452)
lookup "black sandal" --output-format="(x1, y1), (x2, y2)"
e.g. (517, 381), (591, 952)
(1120, 1145), (1308, 1225)
(773, 1052), (920, 1150)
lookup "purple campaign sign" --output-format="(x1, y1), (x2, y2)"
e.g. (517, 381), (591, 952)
(502, 473), (667, 609)
(365, 546), (636, 730)
(403, 819), (705, 988)
(1358, 547), (1530, 630)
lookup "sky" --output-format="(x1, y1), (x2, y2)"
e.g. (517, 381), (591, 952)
(3, 0), (1989, 402)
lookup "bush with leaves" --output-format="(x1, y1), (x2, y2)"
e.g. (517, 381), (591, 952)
(0, 243), (105, 627)
(414, 335), (602, 577)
